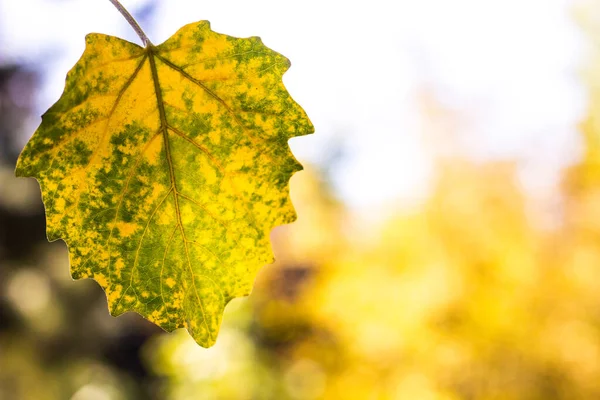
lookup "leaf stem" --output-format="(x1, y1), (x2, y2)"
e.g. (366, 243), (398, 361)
(107, 0), (152, 47)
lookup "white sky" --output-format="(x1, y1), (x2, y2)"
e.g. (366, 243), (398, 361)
(0, 0), (586, 212)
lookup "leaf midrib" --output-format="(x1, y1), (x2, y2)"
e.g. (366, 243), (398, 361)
(147, 46), (213, 341)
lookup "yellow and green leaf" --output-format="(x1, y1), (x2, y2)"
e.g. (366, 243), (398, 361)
(15, 20), (313, 347)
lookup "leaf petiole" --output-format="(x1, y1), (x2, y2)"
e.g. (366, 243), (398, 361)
(107, 0), (153, 47)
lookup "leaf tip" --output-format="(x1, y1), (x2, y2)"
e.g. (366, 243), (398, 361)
(14, 153), (37, 179)
(13, 162), (25, 178)
(198, 20), (211, 30)
(249, 35), (263, 44)
(84, 33), (101, 45)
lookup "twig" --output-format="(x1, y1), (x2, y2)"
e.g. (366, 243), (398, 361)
(107, 0), (152, 47)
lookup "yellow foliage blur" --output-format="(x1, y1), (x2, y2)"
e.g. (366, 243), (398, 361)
(143, 152), (600, 399)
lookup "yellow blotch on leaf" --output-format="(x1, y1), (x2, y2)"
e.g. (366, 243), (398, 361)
(115, 221), (139, 238)
(165, 277), (176, 288)
(144, 135), (163, 166)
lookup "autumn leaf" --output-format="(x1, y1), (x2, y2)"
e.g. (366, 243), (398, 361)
(15, 20), (313, 347)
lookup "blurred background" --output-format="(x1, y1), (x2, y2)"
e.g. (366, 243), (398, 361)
(2, 0), (600, 398)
